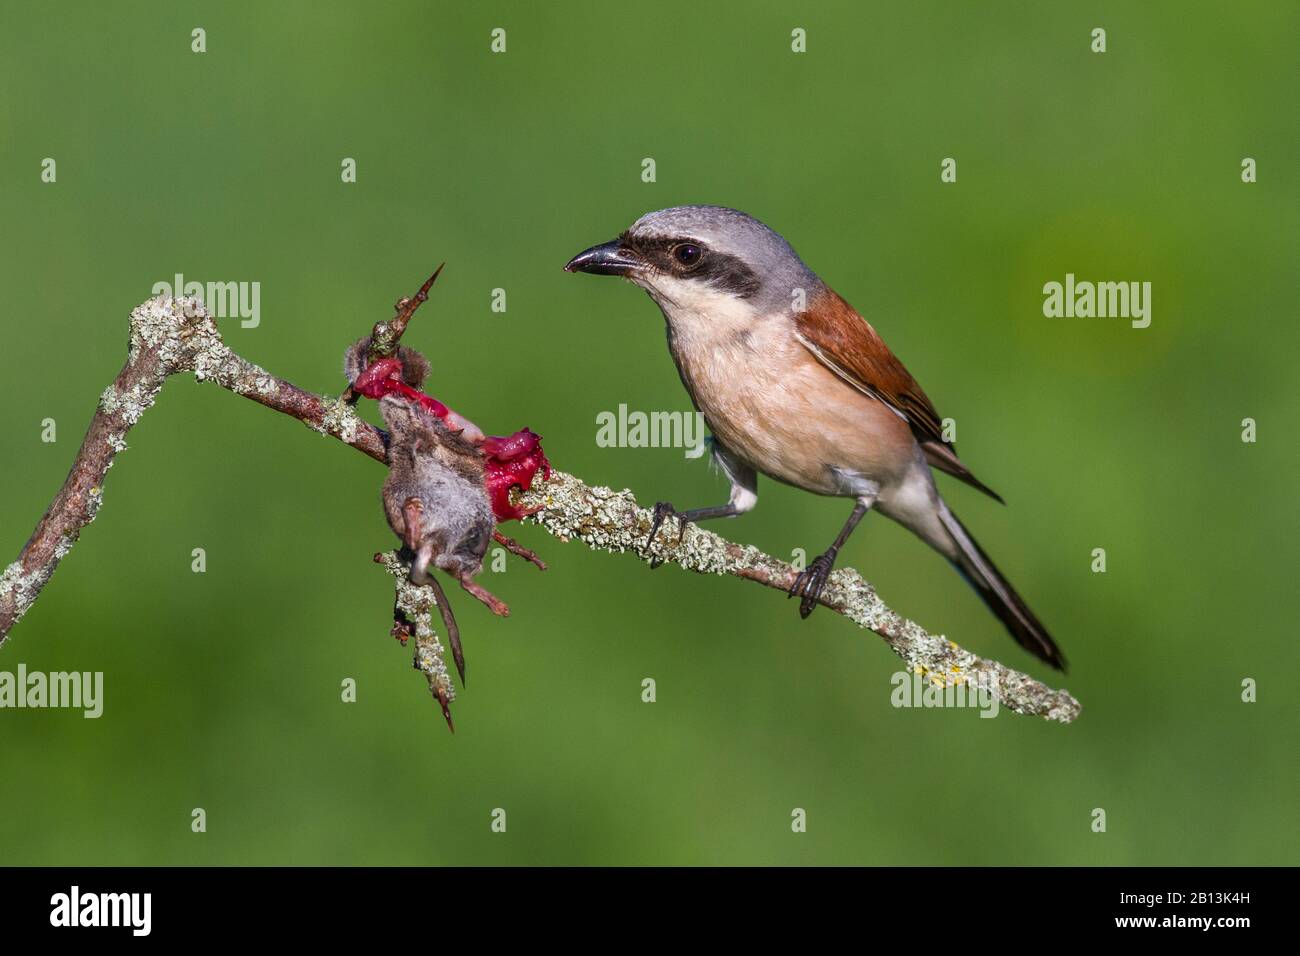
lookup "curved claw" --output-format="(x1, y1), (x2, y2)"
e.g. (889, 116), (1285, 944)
(646, 501), (690, 569)
(788, 549), (839, 618)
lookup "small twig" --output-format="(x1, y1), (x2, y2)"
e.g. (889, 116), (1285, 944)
(341, 263), (444, 403)
(1, 297), (384, 640)
(374, 550), (456, 730)
(380, 262), (444, 351)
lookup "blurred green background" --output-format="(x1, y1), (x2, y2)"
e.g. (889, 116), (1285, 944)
(0, 1), (1295, 865)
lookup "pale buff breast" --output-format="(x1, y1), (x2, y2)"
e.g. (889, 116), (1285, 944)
(666, 310), (920, 497)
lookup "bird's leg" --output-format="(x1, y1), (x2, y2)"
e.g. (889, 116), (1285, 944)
(648, 502), (738, 540)
(645, 442), (758, 568)
(789, 497), (873, 618)
(424, 574), (466, 687)
(492, 530), (547, 571)
(649, 501), (744, 543)
(645, 502), (739, 569)
(459, 574), (510, 617)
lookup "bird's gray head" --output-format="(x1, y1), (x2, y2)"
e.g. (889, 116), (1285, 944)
(564, 205), (822, 324)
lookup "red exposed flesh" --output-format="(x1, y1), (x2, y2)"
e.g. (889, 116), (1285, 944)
(482, 428), (551, 522)
(353, 362), (549, 522)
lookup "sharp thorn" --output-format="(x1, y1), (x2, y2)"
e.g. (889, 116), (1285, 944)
(434, 688), (455, 733)
(418, 262), (445, 300)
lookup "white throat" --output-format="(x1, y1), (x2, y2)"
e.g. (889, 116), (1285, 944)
(636, 275), (764, 345)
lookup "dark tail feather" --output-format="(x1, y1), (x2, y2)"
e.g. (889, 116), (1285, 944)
(938, 507), (1066, 671)
(922, 441), (1005, 505)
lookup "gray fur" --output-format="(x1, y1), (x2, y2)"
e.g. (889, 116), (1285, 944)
(343, 335), (432, 389)
(380, 395), (493, 581)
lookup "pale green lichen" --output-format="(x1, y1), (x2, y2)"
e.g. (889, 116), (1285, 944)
(52, 534), (76, 560)
(251, 374), (279, 396)
(318, 397), (364, 446)
(1, 561), (26, 608)
(376, 551), (456, 706)
(0, 555), (62, 638)
(86, 487), (104, 522)
(126, 296), (245, 387)
(99, 381), (162, 426)
(190, 342), (239, 385)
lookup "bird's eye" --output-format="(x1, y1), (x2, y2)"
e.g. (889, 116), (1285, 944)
(672, 243), (703, 268)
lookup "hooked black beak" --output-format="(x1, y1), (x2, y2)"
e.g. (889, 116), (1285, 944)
(564, 240), (643, 276)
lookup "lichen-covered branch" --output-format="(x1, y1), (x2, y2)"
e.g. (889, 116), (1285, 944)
(1, 294), (1081, 725)
(1, 297), (382, 642)
(517, 471), (1081, 723)
(373, 550), (456, 728)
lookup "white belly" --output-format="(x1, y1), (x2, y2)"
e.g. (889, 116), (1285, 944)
(666, 312), (920, 498)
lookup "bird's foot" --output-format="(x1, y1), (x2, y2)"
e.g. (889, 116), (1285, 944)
(645, 501), (691, 568)
(788, 547), (839, 618)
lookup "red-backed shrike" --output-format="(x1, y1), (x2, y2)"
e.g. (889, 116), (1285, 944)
(565, 205), (1065, 670)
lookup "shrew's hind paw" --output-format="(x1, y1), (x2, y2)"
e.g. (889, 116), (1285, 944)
(493, 531), (547, 571)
